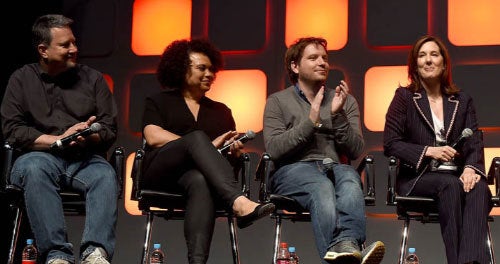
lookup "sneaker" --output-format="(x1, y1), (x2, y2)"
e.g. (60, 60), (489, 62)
(361, 241), (385, 264)
(324, 240), (362, 264)
(48, 259), (71, 264)
(81, 247), (110, 264)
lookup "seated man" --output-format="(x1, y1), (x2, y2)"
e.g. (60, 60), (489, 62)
(263, 37), (385, 264)
(1, 14), (118, 264)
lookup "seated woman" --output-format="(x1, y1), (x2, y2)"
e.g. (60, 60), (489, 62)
(383, 35), (491, 264)
(141, 38), (275, 264)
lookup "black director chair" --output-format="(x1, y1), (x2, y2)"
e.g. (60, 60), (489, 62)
(128, 145), (252, 264)
(386, 156), (500, 264)
(1, 141), (125, 264)
(256, 152), (377, 264)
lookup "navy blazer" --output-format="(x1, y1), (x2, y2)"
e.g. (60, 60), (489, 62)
(383, 87), (485, 195)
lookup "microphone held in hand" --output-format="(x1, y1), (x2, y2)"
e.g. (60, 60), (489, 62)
(218, 130), (256, 153)
(430, 128), (473, 171)
(323, 158), (335, 184)
(50, 122), (102, 150)
(450, 128), (473, 149)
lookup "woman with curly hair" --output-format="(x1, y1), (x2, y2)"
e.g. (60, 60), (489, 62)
(141, 38), (275, 264)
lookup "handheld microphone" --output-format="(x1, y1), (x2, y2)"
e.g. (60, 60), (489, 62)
(218, 130), (256, 153)
(430, 128), (473, 171)
(50, 122), (102, 150)
(323, 158), (335, 183)
(323, 158), (334, 169)
(450, 128), (473, 148)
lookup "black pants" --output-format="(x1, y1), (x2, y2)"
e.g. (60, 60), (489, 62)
(410, 172), (492, 264)
(143, 130), (242, 264)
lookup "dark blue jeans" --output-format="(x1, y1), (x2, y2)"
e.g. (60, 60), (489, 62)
(10, 152), (118, 263)
(271, 161), (366, 262)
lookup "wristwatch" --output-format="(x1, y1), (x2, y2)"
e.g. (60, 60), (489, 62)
(314, 121), (323, 129)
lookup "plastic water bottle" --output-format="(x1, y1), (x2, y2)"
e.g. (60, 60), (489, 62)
(288, 246), (299, 264)
(276, 242), (290, 264)
(404, 247), (419, 264)
(150, 243), (165, 264)
(22, 238), (37, 264)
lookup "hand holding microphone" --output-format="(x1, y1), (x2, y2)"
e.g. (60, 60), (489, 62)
(218, 130), (256, 153)
(450, 128), (473, 149)
(429, 128), (474, 171)
(50, 122), (102, 150)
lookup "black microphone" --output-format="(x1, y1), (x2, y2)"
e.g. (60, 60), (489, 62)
(450, 128), (473, 148)
(218, 130), (256, 153)
(50, 122), (102, 150)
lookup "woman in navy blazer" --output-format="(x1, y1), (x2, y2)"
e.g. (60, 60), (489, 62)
(384, 35), (491, 264)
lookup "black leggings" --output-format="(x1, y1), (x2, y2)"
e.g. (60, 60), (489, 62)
(143, 130), (242, 263)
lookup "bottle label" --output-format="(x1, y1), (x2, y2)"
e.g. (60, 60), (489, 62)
(277, 260), (289, 264)
(22, 261), (36, 264)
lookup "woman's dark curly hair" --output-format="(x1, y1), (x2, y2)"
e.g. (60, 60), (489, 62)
(156, 38), (223, 89)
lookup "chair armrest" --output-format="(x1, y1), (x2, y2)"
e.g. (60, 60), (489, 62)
(488, 157), (500, 198)
(386, 156), (398, 206)
(238, 152), (251, 197)
(131, 148), (145, 201)
(109, 146), (125, 198)
(357, 155), (375, 202)
(1, 141), (14, 191)
(255, 152), (273, 203)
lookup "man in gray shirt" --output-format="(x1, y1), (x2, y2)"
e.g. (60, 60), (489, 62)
(263, 37), (384, 264)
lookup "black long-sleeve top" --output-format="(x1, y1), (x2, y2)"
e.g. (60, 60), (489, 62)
(1, 63), (117, 156)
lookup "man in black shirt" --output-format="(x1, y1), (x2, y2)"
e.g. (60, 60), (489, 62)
(1, 14), (117, 264)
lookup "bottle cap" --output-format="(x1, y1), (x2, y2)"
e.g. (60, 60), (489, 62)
(153, 243), (161, 249)
(27, 239), (34, 245)
(408, 247), (416, 253)
(280, 242), (288, 248)
(289, 247), (296, 253)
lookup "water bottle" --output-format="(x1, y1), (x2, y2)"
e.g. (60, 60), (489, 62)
(150, 243), (165, 264)
(276, 242), (290, 264)
(288, 246), (299, 264)
(22, 238), (38, 264)
(404, 247), (419, 264)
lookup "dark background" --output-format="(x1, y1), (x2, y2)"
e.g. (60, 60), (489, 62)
(1, 0), (500, 263)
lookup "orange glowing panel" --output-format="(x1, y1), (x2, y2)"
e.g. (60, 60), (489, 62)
(131, 0), (192, 56)
(285, 0), (348, 50)
(485, 148), (500, 175)
(364, 66), (409, 132)
(103, 74), (114, 93)
(448, 0), (500, 46)
(207, 70), (267, 133)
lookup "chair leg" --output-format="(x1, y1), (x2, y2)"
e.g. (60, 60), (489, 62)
(398, 218), (410, 264)
(272, 215), (282, 264)
(487, 222), (496, 264)
(141, 212), (154, 264)
(227, 216), (240, 264)
(7, 206), (22, 264)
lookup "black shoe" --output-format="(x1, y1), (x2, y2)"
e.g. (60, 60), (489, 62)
(236, 203), (275, 229)
(361, 241), (385, 264)
(324, 240), (362, 264)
